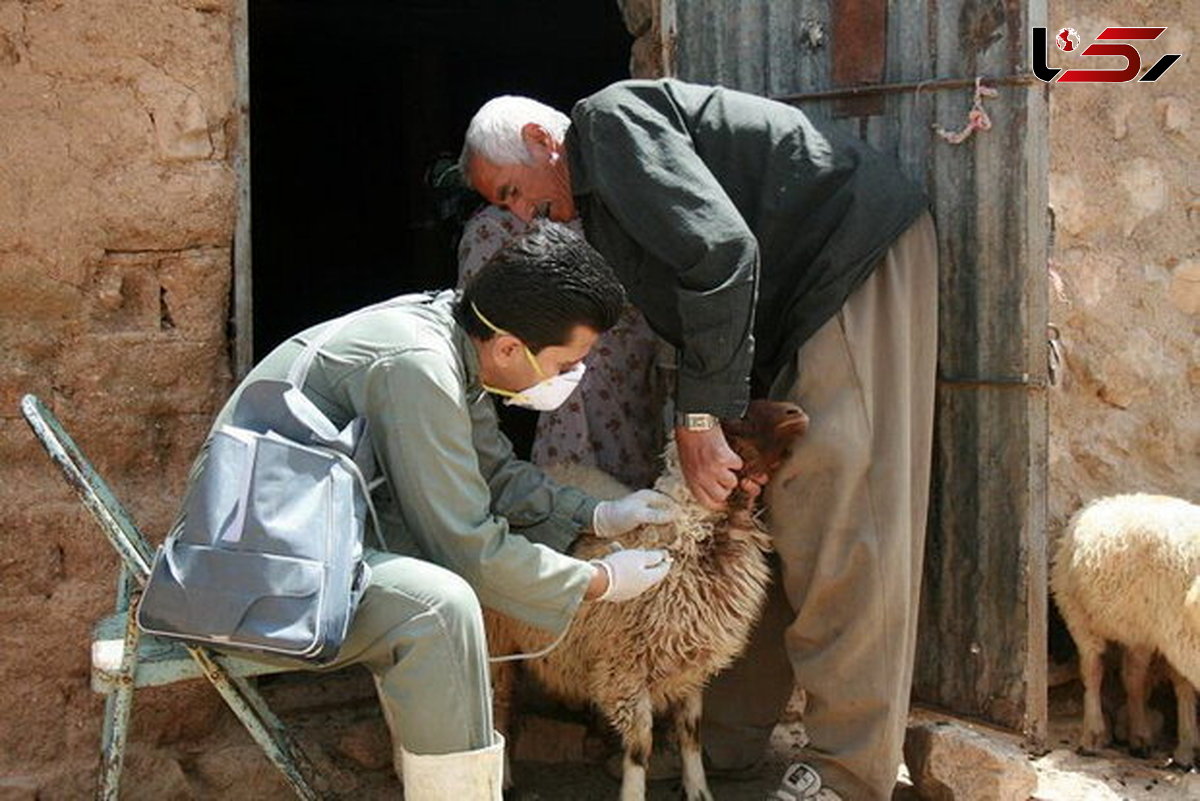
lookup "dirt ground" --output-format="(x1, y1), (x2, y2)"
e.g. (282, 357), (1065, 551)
(224, 668), (1200, 801)
(501, 714), (1200, 801)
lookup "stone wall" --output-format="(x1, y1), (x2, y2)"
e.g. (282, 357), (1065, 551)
(1046, 2), (1198, 535)
(0, 0), (237, 795)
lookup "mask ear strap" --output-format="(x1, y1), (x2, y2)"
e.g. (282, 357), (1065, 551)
(470, 302), (507, 336)
(472, 302), (546, 379)
(480, 381), (520, 400)
(522, 346), (546, 379)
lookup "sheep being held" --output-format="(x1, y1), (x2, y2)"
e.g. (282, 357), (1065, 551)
(485, 399), (808, 801)
(1051, 492), (1200, 766)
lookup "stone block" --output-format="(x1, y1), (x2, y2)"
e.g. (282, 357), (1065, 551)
(1158, 96), (1191, 136)
(56, 334), (230, 416)
(1118, 157), (1167, 235)
(158, 248), (232, 339)
(93, 160), (236, 252)
(1169, 260), (1200, 316)
(1049, 173), (1108, 238)
(135, 70), (215, 161)
(0, 256), (86, 328)
(904, 721), (1037, 801)
(87, 252), (162, 334)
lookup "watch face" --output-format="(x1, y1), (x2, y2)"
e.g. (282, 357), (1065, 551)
(679, 413), (717, 430)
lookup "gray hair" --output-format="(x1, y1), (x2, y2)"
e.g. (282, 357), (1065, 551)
(459, 95), (571, 185)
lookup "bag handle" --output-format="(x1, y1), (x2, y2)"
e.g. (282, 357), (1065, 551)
(286, 293), (435, 389)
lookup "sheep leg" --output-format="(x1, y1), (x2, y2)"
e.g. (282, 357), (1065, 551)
(1122, 645), (1154, 756)
(1167, 663), (1198, 768)
(672, 689), (714, 801)
(489, 659), (516, 790)
(1077, 635), (1109, 753)
(605, 688), (653, 801)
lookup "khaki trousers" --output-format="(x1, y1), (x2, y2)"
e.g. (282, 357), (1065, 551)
(703, 212), (938, 801)
(314, 549), (495, 757)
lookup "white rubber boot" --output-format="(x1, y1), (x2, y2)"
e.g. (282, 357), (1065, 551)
(399, 732), (505, 801)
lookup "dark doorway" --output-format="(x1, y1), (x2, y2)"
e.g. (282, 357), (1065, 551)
(249, 0), (631, 358)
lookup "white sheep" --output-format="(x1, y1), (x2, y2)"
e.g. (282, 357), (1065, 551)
(485, 400), (808, 801)
(1051, 492), (1200, 766)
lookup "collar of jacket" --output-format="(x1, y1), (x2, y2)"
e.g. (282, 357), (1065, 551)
(450, 300), (489, 404)
(564, 125), (593, 201)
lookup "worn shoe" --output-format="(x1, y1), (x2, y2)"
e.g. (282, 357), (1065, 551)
(769, 762), (843, 800)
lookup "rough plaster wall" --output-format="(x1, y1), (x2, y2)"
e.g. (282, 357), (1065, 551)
(1046, 2), (1199, 536)
(0, 0), (238, 795)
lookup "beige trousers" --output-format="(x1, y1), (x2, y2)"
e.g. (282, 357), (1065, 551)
(704, 212), (938, 801)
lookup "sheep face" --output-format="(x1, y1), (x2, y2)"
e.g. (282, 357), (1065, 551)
(491, 399), (809, 801)
(721, 399), (809, 530)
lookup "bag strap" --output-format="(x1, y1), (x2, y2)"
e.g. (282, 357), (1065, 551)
(286, 293), (435, 389)
(282, 293), (436, 553)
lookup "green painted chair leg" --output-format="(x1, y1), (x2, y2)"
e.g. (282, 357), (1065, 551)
(186, 646), (326, 801)
(99, 674), (135, 800)
(98, 570), (138, 801)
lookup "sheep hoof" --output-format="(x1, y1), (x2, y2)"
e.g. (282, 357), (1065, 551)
(1129, 745), (1151, 759)
(1079, 730), (1109, 753)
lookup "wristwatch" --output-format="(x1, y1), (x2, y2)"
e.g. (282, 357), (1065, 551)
(675, 412), (719, 431)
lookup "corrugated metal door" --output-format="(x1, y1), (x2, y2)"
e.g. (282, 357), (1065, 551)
(674, 0), (1049, 740)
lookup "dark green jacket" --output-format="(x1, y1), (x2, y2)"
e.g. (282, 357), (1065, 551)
(567, 79), (928, 418)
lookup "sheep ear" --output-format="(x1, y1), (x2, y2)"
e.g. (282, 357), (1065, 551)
(1185, 577), (1200, 635)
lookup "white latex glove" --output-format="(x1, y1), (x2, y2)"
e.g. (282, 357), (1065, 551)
(592, 490), (679, 538)
(592, 547), (672, 602)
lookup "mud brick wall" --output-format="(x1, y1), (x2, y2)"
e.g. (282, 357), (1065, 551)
(0, 1), (237, 795)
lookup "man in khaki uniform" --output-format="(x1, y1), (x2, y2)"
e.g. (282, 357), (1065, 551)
(177, 225), (678, 800)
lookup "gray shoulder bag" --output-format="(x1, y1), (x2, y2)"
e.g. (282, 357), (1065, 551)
(137, 302), (398, 664)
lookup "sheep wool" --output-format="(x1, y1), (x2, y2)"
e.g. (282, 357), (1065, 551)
(1051, 492), (1200, 767)
(486, 444), (776, 801)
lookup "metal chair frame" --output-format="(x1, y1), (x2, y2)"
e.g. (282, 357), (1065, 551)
(20, 394), (326, 800)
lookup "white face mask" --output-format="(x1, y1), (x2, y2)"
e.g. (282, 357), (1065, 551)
(473, 302), (588, 412)
(498, 361), (587, 411)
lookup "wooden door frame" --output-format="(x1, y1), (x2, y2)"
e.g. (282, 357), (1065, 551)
(232, 0), (253, 379)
